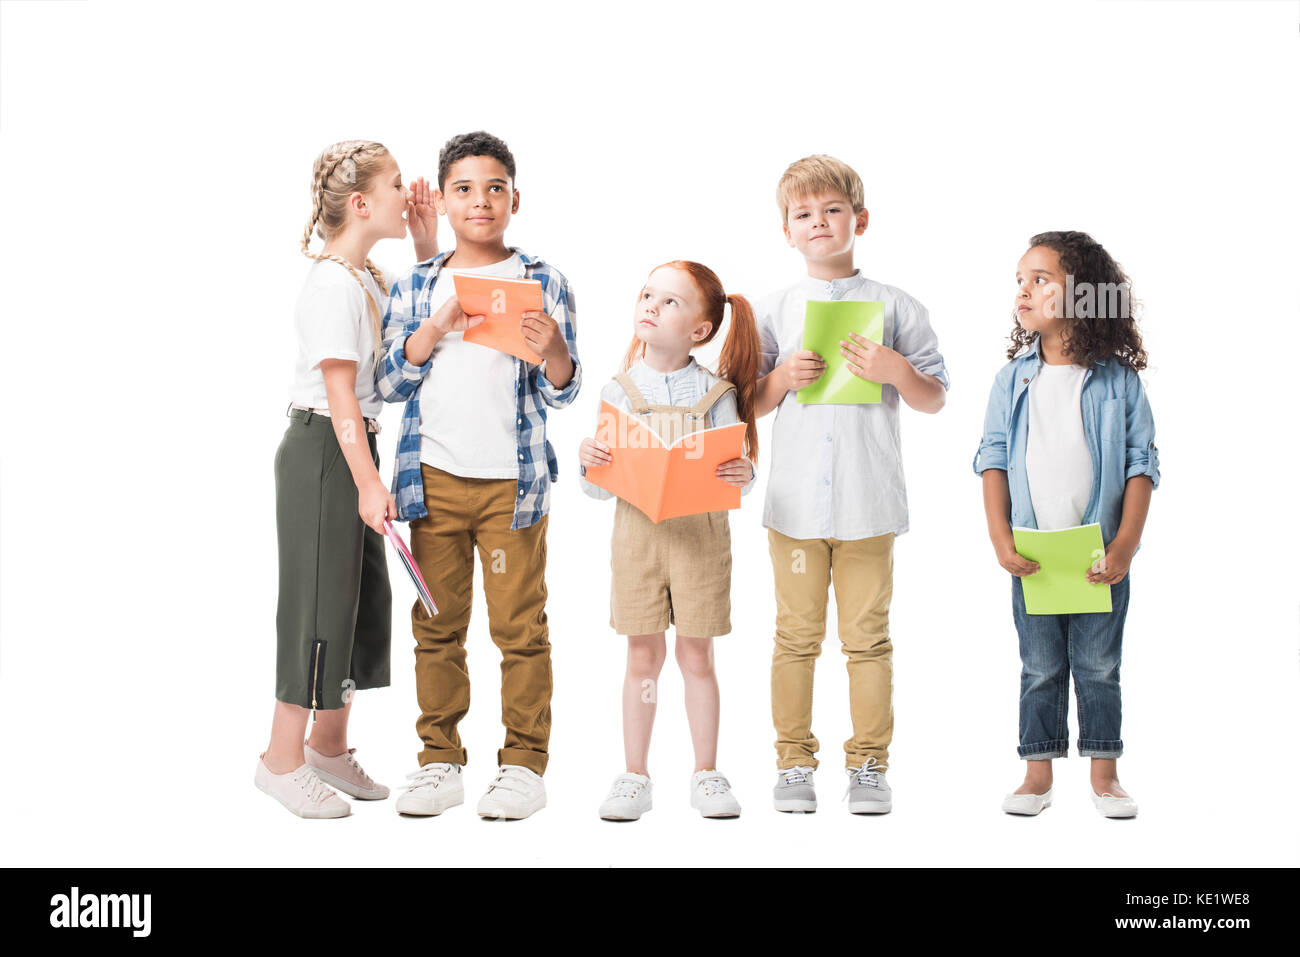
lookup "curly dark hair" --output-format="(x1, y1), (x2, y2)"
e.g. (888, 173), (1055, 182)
(1009, 230), (1147, 370)
(437, 131), (516, 191)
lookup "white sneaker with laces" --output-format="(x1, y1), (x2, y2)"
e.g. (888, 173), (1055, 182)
(599, 772), (653, 821)
(304, 743), (389, 800)
(477, 765), (546, 820)
(844, 757), (892, 814)
(254, 755), (350, 819)
(395, 762), (464, 816)
(690, 770), (741, 818)
(773, 765), (817, 813)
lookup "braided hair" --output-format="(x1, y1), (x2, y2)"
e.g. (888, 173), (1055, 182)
(300, 140), (393, 367)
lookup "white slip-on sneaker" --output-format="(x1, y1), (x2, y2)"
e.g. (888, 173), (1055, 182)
(395, 763), (464, 816)
(1092, 789), (1139, 819)
(1002, 788), (1053, 816)
(599, 772), (653, 821)
(254, 755), (350, 819)
(304, 743), (389, 800)
(477, 765), (546, 820)
(773, 766), (817, 813)
(690, 770), (741, 818)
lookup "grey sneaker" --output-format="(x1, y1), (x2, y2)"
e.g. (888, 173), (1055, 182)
(773, 765), (817, 813)
(845, 758), (891, 814)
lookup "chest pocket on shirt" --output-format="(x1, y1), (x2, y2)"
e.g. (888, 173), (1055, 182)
(1098, 398), (1124, 447)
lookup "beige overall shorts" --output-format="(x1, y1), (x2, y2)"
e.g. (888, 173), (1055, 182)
(608, 372), (739, 638)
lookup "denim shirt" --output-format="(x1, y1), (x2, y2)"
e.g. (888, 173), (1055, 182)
(972, 339), (1160, 545)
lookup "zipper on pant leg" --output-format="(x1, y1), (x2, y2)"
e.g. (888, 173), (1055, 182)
(308, 640), (327, 710)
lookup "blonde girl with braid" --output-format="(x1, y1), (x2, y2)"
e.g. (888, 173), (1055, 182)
(256, 140), (439, 819)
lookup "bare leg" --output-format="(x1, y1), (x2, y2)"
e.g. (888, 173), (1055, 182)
(1090, 757), (1128, 797)
(1015, 758), (1054, 796)
(263, 700), (311, 774)
(623, 633), (667, 775)
(676, 635), (719, 773)
(306, 697), (353, 756)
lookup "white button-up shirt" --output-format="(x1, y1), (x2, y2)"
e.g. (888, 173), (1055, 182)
(757, 271), (949, 541)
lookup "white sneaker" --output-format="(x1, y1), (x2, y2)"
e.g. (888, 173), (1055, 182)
(254, 755), (350, 819)
(690, 770), (741, 818)
(304, 743), (389, 800)
(1002, 788), (1053, 816)
(395, 762), (464, 816)
(1092, 789), (1139, 818)
(845, 758), (892, 814)
(599, 772), (653, 821)
(773, 766), (817, 813)
(477, 765), (546, 820)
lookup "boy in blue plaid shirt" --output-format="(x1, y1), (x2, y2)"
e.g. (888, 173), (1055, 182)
(377, 131), (581, 821)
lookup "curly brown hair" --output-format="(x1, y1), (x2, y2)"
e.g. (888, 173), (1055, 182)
(1009, 231), (1147, 370)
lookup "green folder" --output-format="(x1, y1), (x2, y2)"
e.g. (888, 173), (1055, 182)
(797, 300), (885, 404)
(1011, 524), (1112, 615)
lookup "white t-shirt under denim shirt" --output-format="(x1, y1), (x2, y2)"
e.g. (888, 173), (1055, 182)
(756, 271), (949, 541)
(1025, 361), (1093, 530)
(289, 259), (394, 419)
(418, 253), (523, 479)
(579, 356), (756, 500)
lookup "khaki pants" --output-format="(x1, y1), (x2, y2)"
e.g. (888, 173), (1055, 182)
(408, 465), (552, 775)
(768, 528), (895, 770)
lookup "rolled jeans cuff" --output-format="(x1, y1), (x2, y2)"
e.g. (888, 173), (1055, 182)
(1019, 741), (1068, 760)
(1078, 739), (1124, 758)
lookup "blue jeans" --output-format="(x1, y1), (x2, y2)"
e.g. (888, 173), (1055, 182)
(1011, 573), (1129, 759)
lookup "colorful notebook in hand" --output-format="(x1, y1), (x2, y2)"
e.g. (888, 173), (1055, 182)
(584, 401), (745, 523)
(1011, 523), (1112, 615)
(797, 299), (885, 404)
(451, 273), (545, 364)
(382, 519), (437, 618)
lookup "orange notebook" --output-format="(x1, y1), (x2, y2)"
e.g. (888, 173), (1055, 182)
(451, 273), (545, 364)
(584, 401), (746, 523)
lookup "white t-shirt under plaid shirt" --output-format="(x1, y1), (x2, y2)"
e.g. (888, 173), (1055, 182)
(756, 271), (949, 541)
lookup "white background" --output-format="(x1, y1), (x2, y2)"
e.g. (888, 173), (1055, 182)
(1, 0), (1296, 867)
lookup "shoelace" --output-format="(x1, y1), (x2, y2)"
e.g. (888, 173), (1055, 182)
(342, 750), (376, 788)
(298, 769), (338, 804)
(405, 763), (453, 791)
(781, 766), (814, 786)
(697, 774), (730, 797)
(843, 757), (886, 798)
(607, 778), (646, 800)
(486, 766), (536, 795)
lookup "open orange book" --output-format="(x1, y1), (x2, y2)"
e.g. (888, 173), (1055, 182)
(584, 401), (746, 523)
(451, 273), (545, 364)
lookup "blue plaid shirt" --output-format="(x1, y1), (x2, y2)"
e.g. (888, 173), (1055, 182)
(377, 248), (582, 529)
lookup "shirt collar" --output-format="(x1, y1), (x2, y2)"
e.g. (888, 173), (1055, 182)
(800, 269), (865, 298)
(636, 355), (698, 381)
(419, 245), (540, 275)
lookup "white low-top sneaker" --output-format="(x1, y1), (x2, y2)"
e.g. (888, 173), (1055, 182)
(478, 765), (546, 820)
(690, 770), (741, 818)
(395, 762), (464, 816)
(1002, 788), (1053, 816)
(304, 743), (389, 800)
(773, 766), (817, 813)
(845, 758), (892, 814)
(1092, 790), (1138, 818)
(599, 772), (653, 821)
(254, 755), (350, 819)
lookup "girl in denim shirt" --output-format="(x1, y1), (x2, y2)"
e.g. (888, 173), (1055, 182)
(973, 231), (1159, 819)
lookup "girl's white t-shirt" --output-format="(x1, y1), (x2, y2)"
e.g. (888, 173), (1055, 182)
(417, 253), (523, 479)
(289, 259), (392, 419)
(1026, 361), (1094, 530)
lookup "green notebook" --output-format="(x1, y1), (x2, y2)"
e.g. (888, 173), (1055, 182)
(797, 300), (885, 404)
(1012, 523), (1112, 615)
